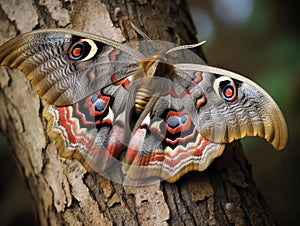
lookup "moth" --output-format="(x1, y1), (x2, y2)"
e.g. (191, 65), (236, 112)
(0, 27), (288, 184)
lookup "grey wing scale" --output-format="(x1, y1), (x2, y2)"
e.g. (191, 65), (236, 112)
(173, 63), (288, 150)
(0, 28), (143, 106)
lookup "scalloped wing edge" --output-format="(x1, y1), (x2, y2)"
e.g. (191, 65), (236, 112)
(175, 64), (288, 150)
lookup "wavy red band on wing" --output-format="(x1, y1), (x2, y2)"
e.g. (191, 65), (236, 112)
(192, 71), (203, 84)
(111, 74), (130, 89)
(56, 106), (100, 157)
(126, 128), (147, 163)
(109, 48), (121, 62)
(128, 132), (209, 167)
(196, 95), (206, 110)
(105, 122), (125, 157)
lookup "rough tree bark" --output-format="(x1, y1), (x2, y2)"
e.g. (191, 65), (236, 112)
(0, 0), (276, 225)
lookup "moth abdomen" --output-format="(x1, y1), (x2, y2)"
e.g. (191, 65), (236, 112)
(135, 86), (152, 114)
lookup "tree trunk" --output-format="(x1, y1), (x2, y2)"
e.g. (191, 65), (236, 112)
(0, 0), (276, 225)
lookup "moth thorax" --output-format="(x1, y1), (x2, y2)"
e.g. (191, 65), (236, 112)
(139, 54), (174, 78)
(135, 86), (152, 114)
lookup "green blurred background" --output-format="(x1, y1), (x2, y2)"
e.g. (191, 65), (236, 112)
(188, 0), (300, 225)
(0, 0), (299, 225)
